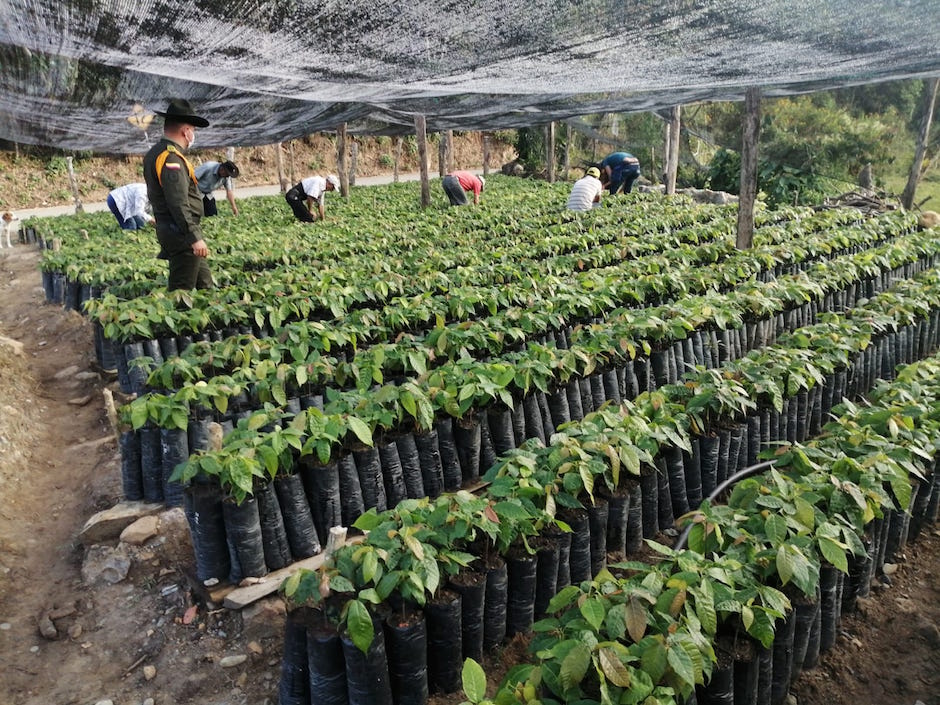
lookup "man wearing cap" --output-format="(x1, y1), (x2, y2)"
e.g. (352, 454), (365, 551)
(143, 98), (213, 290)
(441, 170), (485, 206)
(600, 151), (642, 195)
(285, 174), (339, 223)
(194, 160), (241, 217)
(567, 167), (604, 211)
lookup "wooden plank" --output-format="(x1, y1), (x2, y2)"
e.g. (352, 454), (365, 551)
(223, 534), (365, 610)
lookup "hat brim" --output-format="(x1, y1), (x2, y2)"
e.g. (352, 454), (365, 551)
(155, 111), (209, 128)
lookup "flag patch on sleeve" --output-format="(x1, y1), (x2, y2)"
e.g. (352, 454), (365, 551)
(164, 163), (181, 170)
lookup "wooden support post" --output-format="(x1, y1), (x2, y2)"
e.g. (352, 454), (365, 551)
(349, 141), (358, 187)
(437, 134), (446, 177)
(546, 122), (556, 183)
(287, 141), (295, 186)
(415, 115), (431, 208)
(736, 87), (761, 250)
(274, 142), (287, 193)
(902, 77), (939, 210)
(665, 105), (681, 195)
(445, 130), (454, 174)
(336, 124), (349, 197)
(65, 156), (84, 213)
(393, 136), (402, 183)
(482, 133), (490, 176)
(563, 124), (571, 180)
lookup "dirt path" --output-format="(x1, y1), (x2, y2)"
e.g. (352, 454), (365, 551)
(0, 240), (937, 705)
(0, 246), (279, 705)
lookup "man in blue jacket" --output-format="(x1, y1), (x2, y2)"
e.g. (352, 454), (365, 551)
(600, 151), (641, 195)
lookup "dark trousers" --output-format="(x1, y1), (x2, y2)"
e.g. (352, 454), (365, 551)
(442, 175), (468, 206)
(167, 251), (213, 291)
(202, 195), (218, 217)
(608, 165), (641, 195)
(285, 185), (314, 221)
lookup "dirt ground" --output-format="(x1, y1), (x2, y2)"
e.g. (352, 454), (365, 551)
(0, 229), (938, 704)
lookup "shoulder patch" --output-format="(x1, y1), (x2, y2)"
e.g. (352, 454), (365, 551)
(164, 163), (181, 170)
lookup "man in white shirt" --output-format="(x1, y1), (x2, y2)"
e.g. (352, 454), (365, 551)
(106, 183), (153, 230)
(285, 174), (340, 222)
(567, 167), (604, 211)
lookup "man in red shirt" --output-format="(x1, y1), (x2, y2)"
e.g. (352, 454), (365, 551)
(442, 170), (485, 206)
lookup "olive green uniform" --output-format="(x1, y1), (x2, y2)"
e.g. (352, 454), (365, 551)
(142, 137), (213, 290)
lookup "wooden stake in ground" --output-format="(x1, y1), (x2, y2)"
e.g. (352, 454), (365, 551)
(902, 77), (939, 210)
(415, 114), (430, 208)
(65, 156), (84, 213)
(736, 87), (761, 250)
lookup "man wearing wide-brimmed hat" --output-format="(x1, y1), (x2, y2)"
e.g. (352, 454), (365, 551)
(143, 98), (214, 290)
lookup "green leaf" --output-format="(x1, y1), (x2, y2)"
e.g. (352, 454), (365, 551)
(560, 642), (592, 692)
(579, 598), (605, 632)
(330, 575), (355, 594)
(764, 514), (788, 545)
(547, 585), (581, 614)
(282, 571), (301, 598)
(462, 658), (487, 704)
(346, 415), (374, 446)
(666, 641), (696, 688)
(362, 551), (378, 584)
(818, 537), (849, 573)
(345, 599), (374, 654)
(640, 640), (667, 682)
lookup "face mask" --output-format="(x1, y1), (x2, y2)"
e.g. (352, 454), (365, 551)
(187, 130), (196, 149)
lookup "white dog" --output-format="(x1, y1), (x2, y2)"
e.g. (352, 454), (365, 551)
(1, 212), (17, 248)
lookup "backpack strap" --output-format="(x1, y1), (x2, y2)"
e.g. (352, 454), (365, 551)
(154, 144), (197, 187)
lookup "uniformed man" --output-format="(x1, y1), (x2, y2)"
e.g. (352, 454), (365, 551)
(143, 98), (213, 290)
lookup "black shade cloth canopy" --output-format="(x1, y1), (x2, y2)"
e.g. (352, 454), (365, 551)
(1, 0), (938, 153)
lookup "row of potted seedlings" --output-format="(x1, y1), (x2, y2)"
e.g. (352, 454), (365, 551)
(118, 229), (940, 545)
(181, 258), (937, 592)
(273, 304), (940, 705)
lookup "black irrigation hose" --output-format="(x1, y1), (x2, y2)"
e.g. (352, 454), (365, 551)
(674, 460), (778, 551)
